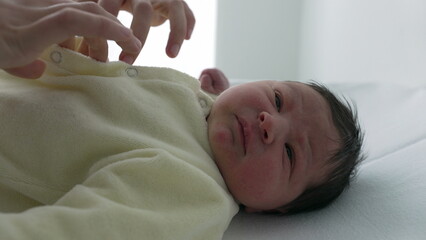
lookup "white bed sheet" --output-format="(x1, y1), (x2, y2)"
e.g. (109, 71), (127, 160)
(223, 81), (426, 240)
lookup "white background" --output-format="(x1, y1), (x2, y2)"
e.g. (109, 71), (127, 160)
(216, 0), (426, 86)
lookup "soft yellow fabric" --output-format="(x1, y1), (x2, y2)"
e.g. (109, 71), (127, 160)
(0, 46), (238, 239)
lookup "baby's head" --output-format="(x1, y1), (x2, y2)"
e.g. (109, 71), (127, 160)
(207, 80), (364, 214)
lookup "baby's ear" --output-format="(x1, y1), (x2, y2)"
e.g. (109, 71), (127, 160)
(199, 74), (216, 94)
(198, 68), (230, 95)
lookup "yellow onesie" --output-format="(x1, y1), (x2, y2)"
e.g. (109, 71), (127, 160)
(0, 45), (238, 239)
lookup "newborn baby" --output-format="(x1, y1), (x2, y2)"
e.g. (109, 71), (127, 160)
(0, 45), (363, 239)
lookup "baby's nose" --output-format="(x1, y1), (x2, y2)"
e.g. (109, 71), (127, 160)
(258, 112), (275, 144)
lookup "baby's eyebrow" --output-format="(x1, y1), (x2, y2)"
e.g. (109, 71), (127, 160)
(280, 82), (303, 111)
(284, 83), (315, 173)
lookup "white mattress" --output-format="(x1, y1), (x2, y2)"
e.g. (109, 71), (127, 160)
(223, 81), (426, 240)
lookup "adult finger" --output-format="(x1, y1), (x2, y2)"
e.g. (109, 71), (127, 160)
(63, 1), (115, 61)
(21, 8), (141, 63)
(59, 37), (77, 51)
(165, 0), (187, 58)
(98, 0), (123, 16)
(4, 60), (46, 79)
(118, 0), (153, 64)
(182, 1), (195, 40)
(38, 1), (123, 26)
(84, 37), (109, 62)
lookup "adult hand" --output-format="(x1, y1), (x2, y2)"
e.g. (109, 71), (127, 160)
(74, 0), (196, 64)
(0, 0), (142, 79)
(199, 68), (230, 95)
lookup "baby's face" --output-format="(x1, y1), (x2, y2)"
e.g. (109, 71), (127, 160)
(207, 80), (340, 212)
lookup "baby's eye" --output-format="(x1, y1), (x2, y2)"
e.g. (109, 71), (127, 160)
(274, 91), (282, 112)
(285, 143), (294, 163)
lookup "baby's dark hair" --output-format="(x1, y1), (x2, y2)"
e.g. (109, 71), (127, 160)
(276, 81), (365, 215)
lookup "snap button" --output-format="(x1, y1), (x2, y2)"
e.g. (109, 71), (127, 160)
(50, 51), (62, 63)
(126, 67), (138, 77)
(199, 99), (207, 108)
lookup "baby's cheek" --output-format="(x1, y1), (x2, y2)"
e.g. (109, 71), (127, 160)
(210, 126), (231, 143)
(209, 125), (234, 153)
(243, 159), (278, 189)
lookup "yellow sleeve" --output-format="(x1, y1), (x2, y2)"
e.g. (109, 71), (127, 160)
(0, 45), (238, 240)
(0, 149), (237, 240)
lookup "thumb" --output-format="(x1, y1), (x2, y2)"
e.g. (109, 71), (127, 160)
(4, 60), (46, 79)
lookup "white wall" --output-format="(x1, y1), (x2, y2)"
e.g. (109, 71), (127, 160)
(216, 0), (426, 85)
(298, 0), (426, 85)
(110, 0), (217, 78)
(216, 0), (302, 81)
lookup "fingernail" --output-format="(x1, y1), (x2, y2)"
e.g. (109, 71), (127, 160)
(170, 44), (180, 57)
(120, 55), (134, 64)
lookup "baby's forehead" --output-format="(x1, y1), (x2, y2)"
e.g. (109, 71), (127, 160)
(282, 81), (340, 158)
(272, 80), (330, 112)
